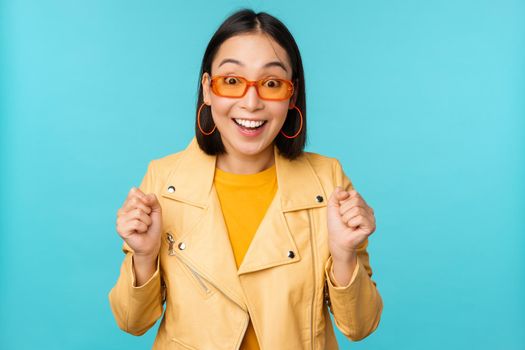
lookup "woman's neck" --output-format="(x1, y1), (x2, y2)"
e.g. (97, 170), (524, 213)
(216, 144), (275, 174)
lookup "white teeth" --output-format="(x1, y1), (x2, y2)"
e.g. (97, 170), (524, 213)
(234, 118), (265, 128)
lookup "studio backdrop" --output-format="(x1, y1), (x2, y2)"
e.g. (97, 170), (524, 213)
(1, 1), (524, 349)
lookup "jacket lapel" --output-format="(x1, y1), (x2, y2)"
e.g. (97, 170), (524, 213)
(238, 145), (327, 274)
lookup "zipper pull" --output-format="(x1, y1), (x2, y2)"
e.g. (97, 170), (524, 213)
(166, 232), (176, 256)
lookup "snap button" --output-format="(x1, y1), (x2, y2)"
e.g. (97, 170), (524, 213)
(287, 250), (295, 259)
(167, 185), (175, 193)
(178, 242), (186, 250)
(315, 195), (324, 203)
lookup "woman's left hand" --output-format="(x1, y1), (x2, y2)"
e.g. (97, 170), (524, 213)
(327, 187), (376, 262)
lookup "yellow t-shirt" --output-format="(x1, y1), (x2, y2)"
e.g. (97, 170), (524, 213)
(214, 163), (277, 350)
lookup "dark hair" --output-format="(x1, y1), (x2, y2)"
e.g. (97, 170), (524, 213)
(195, 9), (307, 160)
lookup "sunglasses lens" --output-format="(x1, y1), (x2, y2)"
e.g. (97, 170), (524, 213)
(258, 79), (293, 100)
(212, 76), (246, 97)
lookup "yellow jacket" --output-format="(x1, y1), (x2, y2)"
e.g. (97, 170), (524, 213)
(109, 137), (383, 349)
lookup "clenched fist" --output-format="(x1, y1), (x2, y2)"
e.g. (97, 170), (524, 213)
(116, 187), (163, 260)
(327, 186), (376, 263)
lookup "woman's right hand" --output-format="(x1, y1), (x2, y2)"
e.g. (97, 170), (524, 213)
(116, 187), (163, 260)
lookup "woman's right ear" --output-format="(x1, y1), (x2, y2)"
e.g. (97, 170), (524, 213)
(201, 73), (211, 105)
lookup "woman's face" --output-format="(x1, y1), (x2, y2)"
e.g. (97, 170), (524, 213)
(202, 32), (296, 160)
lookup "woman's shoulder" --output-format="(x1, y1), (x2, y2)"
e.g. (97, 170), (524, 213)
(301, 150), (351, 190)
(303, 150), (339, 166)
(302, 150), (345, 175)
(150, 149), (186, 170)
(145, 138), (198, 174)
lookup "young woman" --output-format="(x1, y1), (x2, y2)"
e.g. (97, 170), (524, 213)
(110, 9), (383, 350)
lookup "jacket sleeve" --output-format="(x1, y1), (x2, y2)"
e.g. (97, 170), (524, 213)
(108, 160), (165, 336)
(324, 159), (383, 341)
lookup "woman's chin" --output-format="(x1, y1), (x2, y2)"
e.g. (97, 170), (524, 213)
(224, 137), (273, 158)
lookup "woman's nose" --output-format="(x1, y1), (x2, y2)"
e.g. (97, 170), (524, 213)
(241, 85), (264, 111)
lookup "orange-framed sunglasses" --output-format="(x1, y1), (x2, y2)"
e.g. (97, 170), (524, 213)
(210, 75), (295, 101)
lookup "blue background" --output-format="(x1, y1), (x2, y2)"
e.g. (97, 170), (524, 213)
(1, 1), (524, 349)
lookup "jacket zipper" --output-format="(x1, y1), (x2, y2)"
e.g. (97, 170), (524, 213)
(165, 232), (250, 349)
(308, 210), (317, 350)
(187, 264), (210, 293)
(166, 233), (210, 294)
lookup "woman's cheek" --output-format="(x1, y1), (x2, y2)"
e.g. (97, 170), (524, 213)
(210, 103), (234, 128)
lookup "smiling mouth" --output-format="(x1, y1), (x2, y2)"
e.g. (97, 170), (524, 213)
(233, 118), (267, 129)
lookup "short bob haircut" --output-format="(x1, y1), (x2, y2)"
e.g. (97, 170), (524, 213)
(195, 9), (307, 160)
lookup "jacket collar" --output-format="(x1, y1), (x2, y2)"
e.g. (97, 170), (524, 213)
(161, 137), (327, 212)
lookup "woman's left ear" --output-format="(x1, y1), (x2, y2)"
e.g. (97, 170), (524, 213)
(289, 80), (298, 108)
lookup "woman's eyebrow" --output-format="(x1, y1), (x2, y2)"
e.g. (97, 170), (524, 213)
(218, 58), (288, 73)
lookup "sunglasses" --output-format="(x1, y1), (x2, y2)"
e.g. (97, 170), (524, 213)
(210, 75), (295, 101)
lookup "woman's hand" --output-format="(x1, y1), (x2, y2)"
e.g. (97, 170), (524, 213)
(116, 187), (163, 260)
(327, 186), (376, 264)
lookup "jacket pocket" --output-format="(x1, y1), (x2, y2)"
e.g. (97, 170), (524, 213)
(170, 337), (199, 350)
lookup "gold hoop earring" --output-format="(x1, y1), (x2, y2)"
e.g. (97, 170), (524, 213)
(280, 105), (303, 139)
(197, 102), (216, 136)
